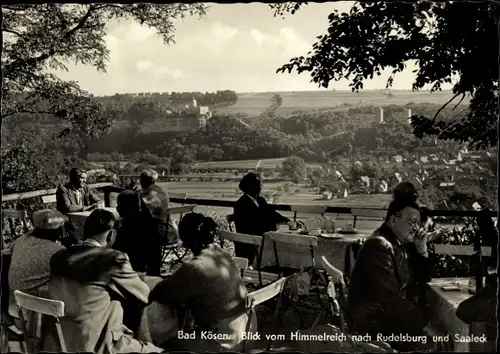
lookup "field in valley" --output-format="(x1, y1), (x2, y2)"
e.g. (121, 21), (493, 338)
(215, 90), (464, 117)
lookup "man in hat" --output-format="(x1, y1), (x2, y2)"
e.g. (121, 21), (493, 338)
(48, 209), (163, 353)
(8, 209), (67, 297)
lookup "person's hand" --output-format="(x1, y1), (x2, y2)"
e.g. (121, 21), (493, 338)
(413, 227), (430, 254)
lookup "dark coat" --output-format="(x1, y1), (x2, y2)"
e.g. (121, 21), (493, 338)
(347, 223), (431, 342)
(56, 183), (100, 214)
(139, 184), (179, 246)
(48, 243), (162, 354)
(233, 194), (289, 237)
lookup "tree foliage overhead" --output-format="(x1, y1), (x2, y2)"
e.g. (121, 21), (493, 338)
(271, 1), (499, 149)
(2, 3), (208, 137)
(1, 3), (208, 193)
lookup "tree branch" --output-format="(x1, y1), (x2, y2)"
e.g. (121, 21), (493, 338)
(2, 29), (23, 37)
(63, 4), (97, 39)
(431, 92), (461, 123)
(451, 93), (466, 111)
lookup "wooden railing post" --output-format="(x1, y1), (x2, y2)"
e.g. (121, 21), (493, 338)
(104, 188), (111, 208)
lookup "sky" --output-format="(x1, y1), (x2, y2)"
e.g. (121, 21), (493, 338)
(54, 2), (453, 96)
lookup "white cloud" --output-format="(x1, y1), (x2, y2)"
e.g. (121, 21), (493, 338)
(124, 22), (157, 43)
(211, 22), (239, 45)
(136, 60), (185, 79)
(250, 27), (311, 58)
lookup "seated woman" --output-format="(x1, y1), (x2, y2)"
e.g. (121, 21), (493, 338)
(233, 172), (292, 264)
(149, 213), (256, 352)
(347, 195), (435, 352)
(8, 209), (67, 297)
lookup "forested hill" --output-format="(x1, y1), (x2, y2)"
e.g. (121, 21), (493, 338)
(89, 102), (469, 163)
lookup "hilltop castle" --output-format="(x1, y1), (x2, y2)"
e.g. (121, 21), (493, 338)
(162, 97), (212, 131)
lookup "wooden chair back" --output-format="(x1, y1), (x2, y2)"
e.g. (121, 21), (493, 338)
(267, 232), (318, 274)
(290, 205), (327, 221)
(219, 230), (265, 285)
(266, 232), (318, 247)
(218, 230), (262, 247)
(13, 290), (67, 352)
(351, 208), (386, 228)
(245, 277), (288, 352)
(41, 195), (57, 205)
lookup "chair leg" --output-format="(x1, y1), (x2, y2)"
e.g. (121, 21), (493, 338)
(54, 322), (67, 352)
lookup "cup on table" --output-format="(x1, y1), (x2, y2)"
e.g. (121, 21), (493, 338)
(278, 224), (290, 232)
(308, 228), (322, 236)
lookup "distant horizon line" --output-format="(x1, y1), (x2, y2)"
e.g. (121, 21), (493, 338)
(95, 89), (455, 97)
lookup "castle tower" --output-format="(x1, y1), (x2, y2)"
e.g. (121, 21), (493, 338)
(379, 107), (384, 123)
(192, 97), (198, 107)
(407, 108), (412, 124)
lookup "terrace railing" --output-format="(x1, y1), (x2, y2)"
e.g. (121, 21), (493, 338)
(2, 183), (497, 293)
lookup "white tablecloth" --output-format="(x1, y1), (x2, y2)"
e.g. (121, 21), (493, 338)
(426, 278), (488, 352)
(260, 230), (366, 271)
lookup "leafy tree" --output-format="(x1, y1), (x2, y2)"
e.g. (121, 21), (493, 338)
(281, 155), (307, 183)
(272, 1), (499, 149)
(1, 3), (208, 192)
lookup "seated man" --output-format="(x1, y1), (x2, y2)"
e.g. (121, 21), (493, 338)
(233, 172), (292, 265)
(114, 190), (155, 274)
(347, 197), (434, 352)
(56, 168), (101, 245)
(139, 169), (179, 276)
(56, 168), (101, 214)
(48, 209), (163, 354)
(8, 209), (66, 296)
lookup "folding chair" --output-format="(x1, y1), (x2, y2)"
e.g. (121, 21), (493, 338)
(310, 256), (348, 331)
(161, 205), (197, 266)
(266, 232), (323, 328)
(245, 277), (288, 352)
(218, 230), (278, 287)
(13, 290), (67, 353)
(266, 232), (318, 276)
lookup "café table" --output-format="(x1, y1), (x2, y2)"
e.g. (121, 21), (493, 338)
(426, 278), (489, 352)
(260, 229), (367, 271)
(67, 207), (120, 239)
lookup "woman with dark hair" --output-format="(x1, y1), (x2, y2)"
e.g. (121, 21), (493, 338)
(149, 213), (256, 352)
(233, 172), (292, 264)
(347, 193), (435, 352)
